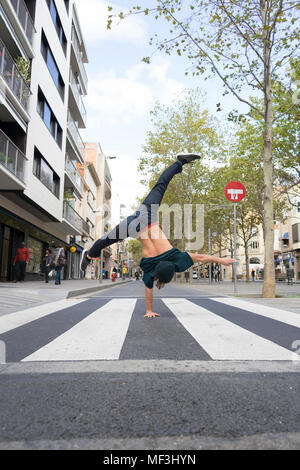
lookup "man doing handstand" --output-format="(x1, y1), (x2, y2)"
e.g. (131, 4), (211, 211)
(80, 154), (235, 318)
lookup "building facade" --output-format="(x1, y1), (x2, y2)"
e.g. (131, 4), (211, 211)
(82, 142), (113, 279)
(0, 0), (90, 281)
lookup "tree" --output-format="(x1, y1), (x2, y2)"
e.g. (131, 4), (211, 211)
(109, 0), (300, 297)
(127, 239), (143, 266)
(138, 89), (222, 252)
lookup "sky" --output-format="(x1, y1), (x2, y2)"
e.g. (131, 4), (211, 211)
(75, 0), (248, 224)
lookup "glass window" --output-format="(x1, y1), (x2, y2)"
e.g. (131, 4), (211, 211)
(33, 148), (60, 198)
(43, 101), (52, 130)
(40, 158), (53, 192)
(27, 237), (43, 274)
(41, 31), (65, 100)
(49, 0), (57, 25)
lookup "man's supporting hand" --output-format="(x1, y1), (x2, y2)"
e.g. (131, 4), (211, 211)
(144, 312), (161, 318)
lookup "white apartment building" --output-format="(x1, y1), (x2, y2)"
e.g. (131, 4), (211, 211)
(0, 0), (89, 281)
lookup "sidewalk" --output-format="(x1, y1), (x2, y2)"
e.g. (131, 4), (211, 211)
(176, 279), (300, 314)
(0, 278), (132, 298)
(0, 278), (133, 315)
(183, 279), (300, 297)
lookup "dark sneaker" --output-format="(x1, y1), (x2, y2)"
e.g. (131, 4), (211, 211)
(177, 153), (202, 165)
(80, 249), (91, 271)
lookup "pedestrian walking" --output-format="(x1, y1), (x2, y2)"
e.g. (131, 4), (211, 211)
(287, 268), (294, 285)
(80, 154), (235, 318)
(49, 245), (66, 285)
(251, 269), (256, 282)
(215, 264), (220, 282)
(43, 249), (51, 283)
(135, 270), (140, 281)
(13, 242), (30, 282)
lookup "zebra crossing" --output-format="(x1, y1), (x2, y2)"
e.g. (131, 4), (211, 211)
(0, 296), (299, 363)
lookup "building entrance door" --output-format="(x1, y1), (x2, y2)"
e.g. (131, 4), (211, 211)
(0, 226), (11, 282)
(0, 226), (24, 282)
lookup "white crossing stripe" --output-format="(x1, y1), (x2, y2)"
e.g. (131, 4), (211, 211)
(163, 298), (299, 360)
(22, 299), (136, 362)
(211, 297), (300, 329)
(0, 298), (86, 334)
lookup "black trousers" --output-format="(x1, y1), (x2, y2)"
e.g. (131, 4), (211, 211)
(15, 261), (26, 281)
(88, 160), (183, 258)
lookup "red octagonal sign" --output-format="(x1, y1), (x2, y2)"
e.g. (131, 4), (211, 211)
(225, 181), (246, 202)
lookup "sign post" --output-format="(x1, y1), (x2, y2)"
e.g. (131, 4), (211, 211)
(225, 181), (246, 294)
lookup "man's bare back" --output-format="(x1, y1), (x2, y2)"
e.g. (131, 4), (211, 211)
(137, 223), (172, 258)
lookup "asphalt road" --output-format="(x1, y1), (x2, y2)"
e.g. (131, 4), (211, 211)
(0, 281), (299, 450)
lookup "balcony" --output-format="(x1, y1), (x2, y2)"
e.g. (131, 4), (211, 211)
(65, 155), (84, 196)
(9, 0), (35, 46)
(71, 27), (88, 94)
(0, 39), (31, 115)
(0, 127), (27, 189)
(63, 201), (90, 236)
(67, 111), (84, 162)
(69, 69), (87, 127)
(105, 178), (112, 200)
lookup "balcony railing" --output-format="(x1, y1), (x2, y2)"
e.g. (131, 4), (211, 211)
(9, 0), (35, 45)
(0, 128), (26, 182)
(67, 111), (84, 156)
(63, 201), (90, 235)
(71, 28), (88, 89)
(0, 39), (31, 112)
(69, 69), (87, 124)
(65, 155), (84, 194)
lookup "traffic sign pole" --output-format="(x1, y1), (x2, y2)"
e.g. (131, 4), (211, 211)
(224, 181), (246, 295)
(233, 203), (237, 294)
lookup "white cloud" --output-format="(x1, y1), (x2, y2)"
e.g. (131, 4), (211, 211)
(75, 0), (146, 44)
(86, 58), (185, 127)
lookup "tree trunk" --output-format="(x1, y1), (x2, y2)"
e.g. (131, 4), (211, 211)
(245, 244), (250, 282)
(262, 8), (275, 298)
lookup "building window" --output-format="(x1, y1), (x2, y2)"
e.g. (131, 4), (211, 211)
(64, 0), (70, 14)
(37, 87), (63, 148)
(251, 226), (258, 237)
(292, 223), (300, 244)
(250, 241), (259, 250)
(41, 32), (65, 100)
(250, 257), (260, 264)
(33, 147), (60, 198)
(46, 0), (68, 55)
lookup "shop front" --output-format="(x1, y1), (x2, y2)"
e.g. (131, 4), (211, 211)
(0, 208), (68, 282)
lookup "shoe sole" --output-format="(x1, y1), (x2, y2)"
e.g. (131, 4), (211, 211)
(177, 154), (202, 163)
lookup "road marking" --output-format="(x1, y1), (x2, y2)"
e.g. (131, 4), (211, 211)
(0, 299), (86, 334)
(22, 299), (136, 362)
(211, 297), (300, 328)
(1, 360), (299, 375)
(163, 298), (299, 360)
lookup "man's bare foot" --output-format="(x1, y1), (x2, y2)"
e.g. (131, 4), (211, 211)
(144, 312), (161, 318)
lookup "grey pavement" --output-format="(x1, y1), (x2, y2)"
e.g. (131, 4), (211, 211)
(0, 281), (300, 450)
(176, 280), (300, 314)
(0, 278), (132, 315)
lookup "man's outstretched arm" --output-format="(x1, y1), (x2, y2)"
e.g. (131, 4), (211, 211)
(187, 253), (235, 266)
(144, 286), (160, 318)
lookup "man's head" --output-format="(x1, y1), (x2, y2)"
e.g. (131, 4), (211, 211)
(154, 261), (175, 289)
